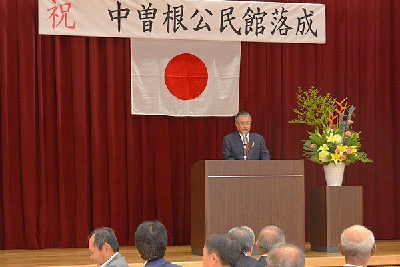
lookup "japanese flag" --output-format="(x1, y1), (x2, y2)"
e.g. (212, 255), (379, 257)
(131, 38), (240, 116)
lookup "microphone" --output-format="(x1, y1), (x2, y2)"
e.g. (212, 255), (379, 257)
(242, 131), (247, 160)
(242, 131), (247, 145)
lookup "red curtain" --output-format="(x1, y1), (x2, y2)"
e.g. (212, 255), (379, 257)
(1, 0), (399, 249)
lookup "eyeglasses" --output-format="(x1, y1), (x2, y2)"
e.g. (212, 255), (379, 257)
(239, 122), (251, 126)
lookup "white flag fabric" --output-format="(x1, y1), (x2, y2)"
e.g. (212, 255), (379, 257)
(38, 0), (326, 44)
(131, 38), (240, 116)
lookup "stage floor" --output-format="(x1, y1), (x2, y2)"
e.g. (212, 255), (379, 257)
(0, 240), (399, 267)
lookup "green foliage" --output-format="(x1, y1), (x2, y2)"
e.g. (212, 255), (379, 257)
(289, 86), (337, 130)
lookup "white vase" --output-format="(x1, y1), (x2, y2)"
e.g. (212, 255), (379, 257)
(323, 162), (345, 186)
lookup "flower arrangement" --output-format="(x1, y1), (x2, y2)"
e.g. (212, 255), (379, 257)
(289, 86), (372, 165)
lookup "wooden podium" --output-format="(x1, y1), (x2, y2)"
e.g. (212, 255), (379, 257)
(310, 186), (363, 252)
(190, 160), (305, 255)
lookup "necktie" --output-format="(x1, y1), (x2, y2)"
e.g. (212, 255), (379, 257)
(246, 137), (249, 159)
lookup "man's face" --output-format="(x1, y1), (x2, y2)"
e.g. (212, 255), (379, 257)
(235, 116), (251, 134)
(89, 235), (109, 266)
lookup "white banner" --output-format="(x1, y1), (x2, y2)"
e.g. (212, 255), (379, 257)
(39, 0), (326, 43)
(131, 39), (240, 116)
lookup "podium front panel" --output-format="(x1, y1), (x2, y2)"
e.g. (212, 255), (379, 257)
(191, 160), (304, 255)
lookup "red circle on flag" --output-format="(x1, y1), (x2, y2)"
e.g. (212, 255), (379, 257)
(164, 53), (208, 100)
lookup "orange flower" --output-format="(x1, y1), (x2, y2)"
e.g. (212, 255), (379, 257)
(335, 98), (349, 115)
(327, 110), (338, 128)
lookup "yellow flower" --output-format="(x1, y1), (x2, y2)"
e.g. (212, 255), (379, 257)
(326, 133), (342, 144)
(336, 144), (347, 153)
(319, 150), (330, 162)
(318, 144), (329, 151)
(331, 153), (342, 163)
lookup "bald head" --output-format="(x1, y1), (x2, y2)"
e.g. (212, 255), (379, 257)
(267, 243), (305, 267)
(339, 225), (376, 266)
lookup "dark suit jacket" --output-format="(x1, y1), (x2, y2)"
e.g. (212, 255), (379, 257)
(236, 254), (265, 267)
(145, 257), (182, 267)
(258, 255), (267, 267)
(223, 132), (271, 160)
(106, 253), (129, 267)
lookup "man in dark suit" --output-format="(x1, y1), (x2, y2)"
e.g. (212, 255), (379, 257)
(255, 226), (285, 267)
(338, 225), (376, 267)
(223, 111), (271, 160)
(228, 226), (264, 267)
(203, 233), (241, 267)
(88, 227), (129, 267)
(267, 243), (304, 267)
(135, 220), (182, 267)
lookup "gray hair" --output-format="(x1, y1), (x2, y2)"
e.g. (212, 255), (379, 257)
(228, 226), (255, 253)
(205, 233), (241, 267)
(235, 111), (252, 124)
(340, 225), (375, 260)
(267, 243), (305, 267)
(88, 227), (119, 252)
(257, 225), (285, 253)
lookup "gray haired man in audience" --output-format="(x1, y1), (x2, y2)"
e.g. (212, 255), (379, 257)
(203, 233), (242, 267)
(267, 243), (305, 267)
(338, 225), (376, 267)
(228, 226), (264, 267)
(88, 227), (129, 267)
(255, 226), (285, 267)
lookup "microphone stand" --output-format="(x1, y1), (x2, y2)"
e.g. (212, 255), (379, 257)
(242, 131), (247, 160)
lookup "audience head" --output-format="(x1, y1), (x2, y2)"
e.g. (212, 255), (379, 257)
(203, 233), (241, 267)
(339, 224), (376, 266)
(135, 220), (168, 261)
(228, 226), (255, 254)
(267, 243), (305, 267)
(256, 225), (285, 254)
(88, 227), (120, 266)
